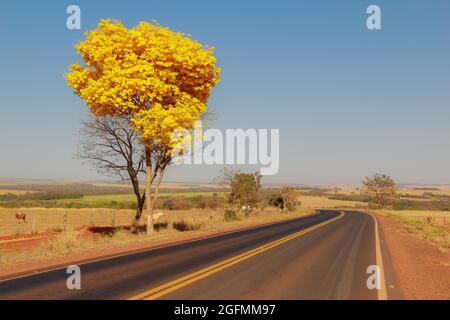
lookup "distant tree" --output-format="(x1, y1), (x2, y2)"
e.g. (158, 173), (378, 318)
(362, 174), (397, 209)
(217, 168), (262, 214)
(279, 186), (299, 212)
(268, 186), (299, 212)
(78, 116), (146, 221)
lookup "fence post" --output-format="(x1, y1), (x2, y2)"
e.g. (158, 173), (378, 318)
(32, 214), (37, 234)
(63, 212), (68, 233)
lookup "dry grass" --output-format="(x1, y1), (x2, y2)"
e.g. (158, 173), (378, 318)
(0, 193), (358, 237)
(171, 207), (314, 232)
(0, 189), (34, 195)
(0, 231), (140, 265)
(0, 207), (313, 237)
(0, 208), (137, 236)
(396, 187), (450, 197)
(376, 210), (450, 249)
(0, 207), (314, 265)
(332, 186), (450, 197)
(299, 195), (367, 209)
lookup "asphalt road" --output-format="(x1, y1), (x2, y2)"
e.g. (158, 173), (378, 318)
(0, 210), (401, 300)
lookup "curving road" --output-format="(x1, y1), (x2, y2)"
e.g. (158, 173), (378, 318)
(0, 210), (401, 300)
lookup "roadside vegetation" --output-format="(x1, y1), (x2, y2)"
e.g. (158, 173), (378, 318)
(376, 210), (450, 249)
(0, 170), (311, 266)
(1, 172), (448, 267)
(0, 207), (313, 266)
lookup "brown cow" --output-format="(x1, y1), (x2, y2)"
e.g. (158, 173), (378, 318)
(16, 213), (27, 223)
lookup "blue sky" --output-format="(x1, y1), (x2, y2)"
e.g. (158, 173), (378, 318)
(0, 0), (449, 185)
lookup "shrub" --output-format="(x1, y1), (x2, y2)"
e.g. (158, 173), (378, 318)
(268, 193), (284, 209)
(172, 220), (201, 232)
(108, 200), (118, 208)
(191, 194), (224, 209)
(154, 221), (169, 231)
(131, 223), (146, 234)
(65, 201), (77, 209)
(161, 197), (193, 210)
(224, 210), (240, 222)
(266, 187), (299, 212)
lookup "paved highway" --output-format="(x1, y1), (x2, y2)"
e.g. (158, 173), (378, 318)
(0, 210), (401, 300)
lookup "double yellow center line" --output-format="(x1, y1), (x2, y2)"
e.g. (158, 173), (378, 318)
(129, 211), (345, 300)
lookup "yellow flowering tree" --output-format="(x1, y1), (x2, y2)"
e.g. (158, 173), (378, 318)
(67, 19), (220, 233)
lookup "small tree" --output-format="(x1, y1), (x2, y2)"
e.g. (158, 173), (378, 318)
(218, 168), (262, 214)
(231, 172), (262, 213)
(67, 20), (220, 234)
(362, 173), (397, 209)
(279, 186), (298, 212)
(268, 186), (299, 212)
(78, 116), (146, 222)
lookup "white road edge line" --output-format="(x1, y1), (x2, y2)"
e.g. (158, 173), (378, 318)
(0, 211), (323, 284)
(371, 214), (387, 300)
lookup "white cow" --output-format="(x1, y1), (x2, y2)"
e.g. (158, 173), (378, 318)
(153, 211), (164, 221)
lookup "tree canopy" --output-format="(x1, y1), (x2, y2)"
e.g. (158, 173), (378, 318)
(362, 173), (397, 209)
(66, 19), (220, 149)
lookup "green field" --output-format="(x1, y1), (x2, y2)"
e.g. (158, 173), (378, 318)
(0, 189), (34, 195)
(64, 191), (224, 206)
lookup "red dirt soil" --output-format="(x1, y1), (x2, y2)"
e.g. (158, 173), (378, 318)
(0, 224), (145, 250)
(375, 213), (450, 300)
(0, 232), (57, 249)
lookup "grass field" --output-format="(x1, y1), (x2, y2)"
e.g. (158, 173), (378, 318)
(0, 207), (137, 236)
(62, 191), (224, 206)
(299, 195), (367, 209)
(378, 210), (450, 249)
(0, 190), (366, 236)
(0, 204), (312, 237)
(0, 189), (33, 195)
(76, 191), (222, 202)
(0, 207), (314, 265)
(396, 188), (450, 197)
(93, 182), (223, 190)
(333, 186), (450, 197)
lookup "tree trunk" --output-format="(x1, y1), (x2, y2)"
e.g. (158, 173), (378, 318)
(377, 195), (383, 209)
(281, 195), (287, 212)
(145, 150), (154, 235)
(130, 173), (145, 222)
(134, 196), (145, 222)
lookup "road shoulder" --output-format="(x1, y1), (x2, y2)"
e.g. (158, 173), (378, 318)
(374, 212), (450, 300)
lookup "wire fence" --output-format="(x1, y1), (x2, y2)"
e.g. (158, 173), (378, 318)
(0, 208), (137, 236)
